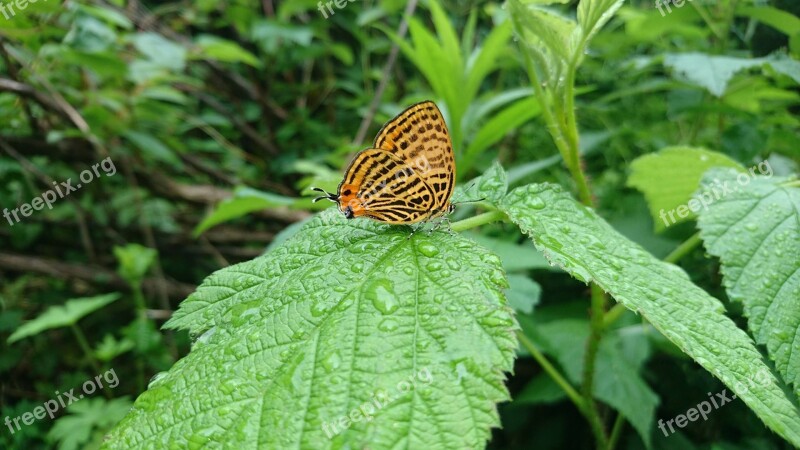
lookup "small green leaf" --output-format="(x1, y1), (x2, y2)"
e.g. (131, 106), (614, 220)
(127, 32), (186, 72)
(114, 243), (157, 287)
(105, 210), (516, 449)
(250, 20), (313, 53)
(664, 53), (766, 97)
(193, 187), (299, 236)
(577, 0), (626, 48)
(464, 233), (552, 272)
(696, 168), (800, 398)
(509, 1), (576, 85)
(736, 6), (800, 37)
(506, 275), (542, 314)
(463, 97), (541, 171)
(49, 398), (132, 450)
(499, 183), (800, 446)
(8, 294), (121, 344)
(122, 130), (182, 166)
(628, 146), (744, 231)
(194, 35), (262, 67)
(459, 160), (508, 204)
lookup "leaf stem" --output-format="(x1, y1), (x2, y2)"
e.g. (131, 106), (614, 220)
(450, 210), (506, 232)
(607, 413), (626, 450)
(582, 284), (609, 449)
(664, 232), (702, 264)
(516, 331), (584, 409)
(70, 324), (111, 398)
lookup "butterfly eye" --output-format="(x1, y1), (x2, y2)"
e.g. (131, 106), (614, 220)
(343, 206), (354, 219)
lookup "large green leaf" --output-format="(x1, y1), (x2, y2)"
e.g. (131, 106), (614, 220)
(696, 168), (800, 398)
(627, 146), (744, 231)
(498, 183), (800, 446)
(103, 209), (517, 449)
(8, 294), (121, 344)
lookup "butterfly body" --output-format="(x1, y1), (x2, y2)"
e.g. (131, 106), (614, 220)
(313, 101), (456, 225)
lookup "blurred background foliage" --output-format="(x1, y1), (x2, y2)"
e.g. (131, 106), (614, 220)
(0, 0), (798, 449)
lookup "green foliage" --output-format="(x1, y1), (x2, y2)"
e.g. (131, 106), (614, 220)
(105, 209), (517, 449)
(7, 294), (120, 344)
(628, 147), (744, 230)
(499, 181), (800, 446)
(48, 398), (132, 450)
(696, 169), (800, 399)
(3, 0), (800, 448)
(384, 0), (539, 175)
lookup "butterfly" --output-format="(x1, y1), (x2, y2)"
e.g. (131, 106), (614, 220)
(312, 101), (456, 225)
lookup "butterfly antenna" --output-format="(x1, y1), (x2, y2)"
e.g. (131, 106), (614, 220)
(310, 186), (338, 203)
(457, 197), (486, 204)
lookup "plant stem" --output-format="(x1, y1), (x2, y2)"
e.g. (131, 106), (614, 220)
(582, 284), (609, 449)
(518, 17), (605, 445)
(516, 331), (584, 410)
(450, 210), (506, 232)
(70, 324), (111, 398)
(664, 232), (702, 264)
(608, 413), (626, 450)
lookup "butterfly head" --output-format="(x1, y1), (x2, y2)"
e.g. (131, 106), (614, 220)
(311, 185), (365, 220)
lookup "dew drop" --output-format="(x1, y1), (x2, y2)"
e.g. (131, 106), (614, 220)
(445, 257), (462, 270)
(322, 351), (342, 372)
(366, 278), (399, 315)
(417, 242), (440, 257)
(426, 261), (443, 272)
(378, 318), (400, 332)
(528, 197), (546, 210)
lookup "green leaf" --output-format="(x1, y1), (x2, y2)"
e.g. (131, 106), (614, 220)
(523, 316), (657, 448)
(8, 294), (121, 344)
(122, 130), (182, 166)
(506, 274), (542, 314)
(464, 233), (552, 272)
(48, 398), (132, 450)
(509, 1), (576, 85)
(193, 187), (299, 236)
(250, 20), (313, 54)
(664, 53), (766, 97)
(463, 97), (541, 171)
(499, 183), (800, 446)
(736, 6), (800, 37)
(114, 243), (157, 287)
(515, 373), (567, 405)
(193, 35), (262, 67)
(105, 209), (516, 449)
(459, 160), (509, 204)
(627, 146), (744, 231)
(696, 168), (800, 398)
(576, 0), (626, 51)
(127, 32), (186, 72)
